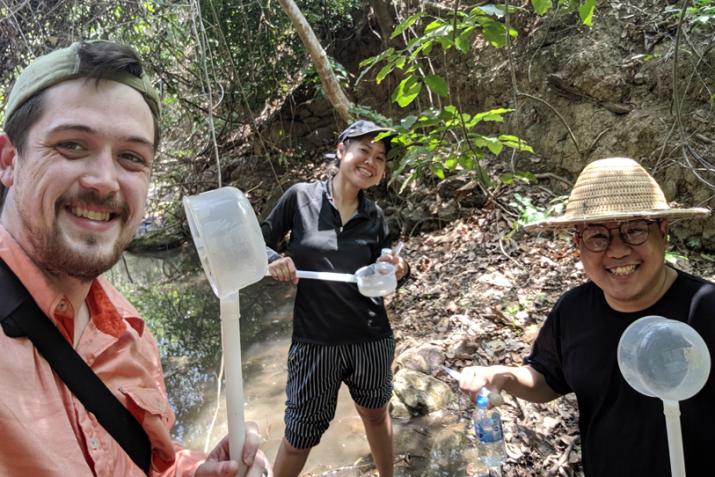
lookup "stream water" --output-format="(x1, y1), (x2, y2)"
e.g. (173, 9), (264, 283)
(107, 247), (491, 476)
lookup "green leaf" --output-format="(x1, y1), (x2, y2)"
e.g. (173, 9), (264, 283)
(471, 135), (503, 155)
(500, 171), (537, 185)
(579, 0), (597, 27)
(458, 154), (476, 169)
(531, 0), (552, 15)
(401, 115), (419, 129)
(391, 12), (424, 39)
(442, 104), (459, 118)
(475, 4), (505, 18)
(424, 19), (446, 34)
(464, 107), (512, 127)
(376, 62), (396, 84)
(435, 36), (454, 50)
(498, 134), (534, 152)
(481, 18), (508, 48)
(359, 55), (379, 68)
(444, 157), (458, 170)
(431, 163), (446, 180)
(392, 76), (423, 107)
(424, 74), (449, 97)
(485, 137), (503, 155)
(455, 28), (474, 53)
(359, 48), (395, 68)
(423, 39), (434, 56)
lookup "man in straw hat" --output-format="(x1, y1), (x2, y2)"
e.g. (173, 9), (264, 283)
(459, 157), (714, 476)
(0, 40), (270, 476)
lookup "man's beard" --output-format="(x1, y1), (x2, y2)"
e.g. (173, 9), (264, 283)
(30, 227), (129, 282)
(19, 191), (133, 282)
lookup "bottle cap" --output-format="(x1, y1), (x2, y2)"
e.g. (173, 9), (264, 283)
(381, 248), (393, 257)
(476, 394), (489, 409)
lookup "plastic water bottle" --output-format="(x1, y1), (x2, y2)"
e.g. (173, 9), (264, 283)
(473, 387), (506, 468)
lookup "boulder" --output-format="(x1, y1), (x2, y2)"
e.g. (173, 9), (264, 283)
(389, 393), (412, 420)
(393, 368), (455, 415)
(395, 343), (444, 374)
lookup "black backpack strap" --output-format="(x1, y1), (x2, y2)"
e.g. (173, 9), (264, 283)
(0, 260), (152, 475)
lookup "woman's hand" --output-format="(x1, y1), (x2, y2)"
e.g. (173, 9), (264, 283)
(376, 253), (408, 281)
(268, 257), (299, 285)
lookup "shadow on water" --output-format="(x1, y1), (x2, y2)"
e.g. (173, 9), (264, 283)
(107, 247), (492, 476)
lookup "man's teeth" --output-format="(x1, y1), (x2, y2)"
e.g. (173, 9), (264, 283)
(72, 207), (110, 221)
(358, 168), (373, 177)
(610, 265), (637, 276)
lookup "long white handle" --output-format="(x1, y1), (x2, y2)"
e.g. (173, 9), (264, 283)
(220, 294), (248, 477)
(296, 270), (357, 283)
(663, 400), (686, 477)
(393, 240), (404, 256)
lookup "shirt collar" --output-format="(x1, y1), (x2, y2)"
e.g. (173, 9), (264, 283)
(0, 224), (137, 337)
(323, 177), (369, 217)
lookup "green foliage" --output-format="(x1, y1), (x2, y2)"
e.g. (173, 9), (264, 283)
(531, 0), (598, 27)
(665, 249), (688, 265)
(359, 5), (533, 190)
(387, 105), (534, 191)
(666, 0), (715, 28)
(361, 5), (519, 107)
(531, 0), (553, 16)
(510, 193), (568, 227)
(356, 1), (601, 191)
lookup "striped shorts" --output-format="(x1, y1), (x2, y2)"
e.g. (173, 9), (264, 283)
(283, 336), (395, 449)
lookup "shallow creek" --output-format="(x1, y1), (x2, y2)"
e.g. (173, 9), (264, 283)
(107, 249), (490, 476)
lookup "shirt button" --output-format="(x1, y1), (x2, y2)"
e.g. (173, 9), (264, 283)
(57, 300), (67, 312)
(89, 437), (99, 450)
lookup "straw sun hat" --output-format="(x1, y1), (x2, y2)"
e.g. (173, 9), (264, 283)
(523, 157), (710, 230)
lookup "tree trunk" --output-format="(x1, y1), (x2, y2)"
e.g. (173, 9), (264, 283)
(277, 0), (353, 123)
(368, 0), (395, 40)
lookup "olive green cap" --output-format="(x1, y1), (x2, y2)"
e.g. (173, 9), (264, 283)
(4, 41), (160, 128)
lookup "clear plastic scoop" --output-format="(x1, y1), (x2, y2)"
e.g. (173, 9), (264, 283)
(618, 315), (711, 477)
(268, 264), (397, 297)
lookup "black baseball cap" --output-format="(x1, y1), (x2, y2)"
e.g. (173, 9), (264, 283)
(337, 120), (395, 144)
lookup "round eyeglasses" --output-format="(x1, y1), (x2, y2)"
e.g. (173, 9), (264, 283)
(576, 219), (660, 252)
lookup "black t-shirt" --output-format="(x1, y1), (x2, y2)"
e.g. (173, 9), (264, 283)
(526, 268), (715, 477)
(261, 180), (393, 344)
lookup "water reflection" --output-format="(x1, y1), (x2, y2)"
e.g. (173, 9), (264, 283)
(107, 247), (491, 476)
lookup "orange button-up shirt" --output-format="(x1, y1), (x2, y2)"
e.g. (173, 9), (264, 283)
(0, 225), (206, 476)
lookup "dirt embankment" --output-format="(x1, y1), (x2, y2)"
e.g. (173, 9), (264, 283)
(260, 0), (715, 251)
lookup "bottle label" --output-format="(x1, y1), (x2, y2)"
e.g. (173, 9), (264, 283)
(476, 414), (504, 444)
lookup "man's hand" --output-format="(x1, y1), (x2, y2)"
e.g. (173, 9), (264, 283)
(459, 365), (508, 402)
(195, 422), (273, 477)
(267, 257), (298, 285)
(459, 365), (560, 404)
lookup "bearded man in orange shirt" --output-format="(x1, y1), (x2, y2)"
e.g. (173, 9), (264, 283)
(0, 41), (270, 477)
